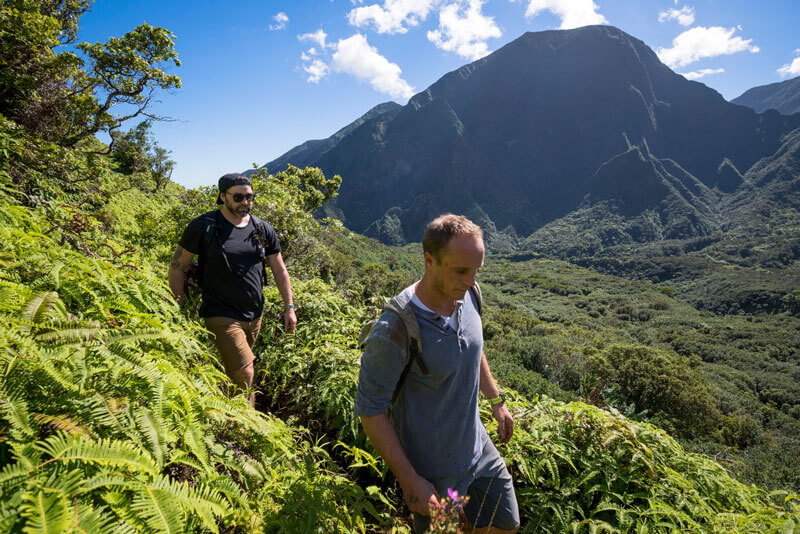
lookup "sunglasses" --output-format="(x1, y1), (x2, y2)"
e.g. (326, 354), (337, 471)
(227, 192), (255, 202)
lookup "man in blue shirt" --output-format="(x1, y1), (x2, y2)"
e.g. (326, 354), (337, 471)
(355, 214), (519, 532)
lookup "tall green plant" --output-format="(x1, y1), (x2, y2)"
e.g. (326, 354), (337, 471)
(0, 196), (390, 532)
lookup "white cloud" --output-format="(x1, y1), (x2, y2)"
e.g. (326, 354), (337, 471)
(656, 26), (759, 69)
(303, 59), (330, 83)
(658, 6), (695, 26)
(778, 49), (800, 77)
(348, 0), (439, 34)
(427, 0), (501, 60)
(298, 29), (329, 49)
(301, 51), (312, 61)
(679, 67), (724, 80)
(520, 0), (607, 29)
(332, 34), (415, 99)
(269, 12), (289, 31)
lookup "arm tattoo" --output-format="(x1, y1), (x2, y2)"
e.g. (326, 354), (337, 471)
(170, 245), (184, 269)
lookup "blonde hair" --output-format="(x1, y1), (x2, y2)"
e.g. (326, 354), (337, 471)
(422, 213), (483, 261)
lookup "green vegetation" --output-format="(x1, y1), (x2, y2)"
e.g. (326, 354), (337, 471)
(0, 200), (385, 532)
(477, 256), (800, 491)
(1, 1), (799, 531)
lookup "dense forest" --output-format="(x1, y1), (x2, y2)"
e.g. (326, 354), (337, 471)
(1, 2), (799, 532)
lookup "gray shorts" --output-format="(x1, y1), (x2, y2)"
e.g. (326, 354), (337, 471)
(413, 438), (519, 532)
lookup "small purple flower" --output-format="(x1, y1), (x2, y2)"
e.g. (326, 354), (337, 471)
(447, 488), (459, 501)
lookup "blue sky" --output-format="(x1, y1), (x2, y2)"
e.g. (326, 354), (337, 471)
(77, 0), (800, 189)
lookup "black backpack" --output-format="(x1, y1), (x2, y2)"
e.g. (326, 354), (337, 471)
(358, 284), (483, 404)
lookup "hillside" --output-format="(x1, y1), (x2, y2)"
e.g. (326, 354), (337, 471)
(2, 181), (799, 531)
(257, 102), (402, 176)
(732, 76), (800, 115)
(2, 3), (799, 531)
(327, 232), (800, 491)
(263, 25), (800, 246)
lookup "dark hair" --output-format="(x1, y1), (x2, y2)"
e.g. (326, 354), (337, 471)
(422, 213), (483, 261)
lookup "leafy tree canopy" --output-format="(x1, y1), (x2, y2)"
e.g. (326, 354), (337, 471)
(0, 0), (180, 146)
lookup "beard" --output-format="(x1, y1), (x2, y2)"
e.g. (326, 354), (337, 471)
(224, 199), (251, 217)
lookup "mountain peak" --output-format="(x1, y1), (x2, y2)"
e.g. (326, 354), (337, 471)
(264, 27), (800, 245)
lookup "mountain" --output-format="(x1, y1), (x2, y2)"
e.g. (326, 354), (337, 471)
(262, 25), (800, 246)
(732, 76), (800, 115)
(522, 142), (721, 256)
(251, 101), (402, 175)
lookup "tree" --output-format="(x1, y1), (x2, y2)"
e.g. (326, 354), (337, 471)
(0, 0), (180, 146)
(149, 145), (174, 192)
(111, 120), (175, 192)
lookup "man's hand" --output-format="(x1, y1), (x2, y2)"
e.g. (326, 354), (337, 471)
(284, 307), (297, 333)
(492, 403), (514, 444)
(401, 474), (440, 516)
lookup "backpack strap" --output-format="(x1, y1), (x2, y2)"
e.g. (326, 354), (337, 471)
(357, 291), (429, 406)
(384, 295), (428, 404)
(196, 211), (220, 284)
(197, 211), (269, 285)
(469, 282), (483, 316)
(249, 214), (270, 286)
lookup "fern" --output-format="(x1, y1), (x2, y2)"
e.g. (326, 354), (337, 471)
(0, 393), (35, 441)
(71, 504), (115, 534)
(20, 490), (71, 534)
(134, 407), (167, 467)
(21, 291), (68, 328)
(129, 484), (184, 534)
(35, 433), (160, 477)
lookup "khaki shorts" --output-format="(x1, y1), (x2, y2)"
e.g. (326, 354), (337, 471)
(204, 316), (263, 375)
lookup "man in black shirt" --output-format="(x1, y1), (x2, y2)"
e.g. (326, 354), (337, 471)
(169, 173), (297, 405)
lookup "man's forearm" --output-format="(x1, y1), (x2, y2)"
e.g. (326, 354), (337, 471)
(360, 413), (418, 487)
(273, 267), (293, 306)
(361, 413), (440, 514)
(168, 267), (185, 302)
(479, 351), (501, 398)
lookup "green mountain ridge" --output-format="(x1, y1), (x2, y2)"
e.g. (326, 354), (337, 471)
(732, 76), (800, 115)
(263, 25), (800, 249)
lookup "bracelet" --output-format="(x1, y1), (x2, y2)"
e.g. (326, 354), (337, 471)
(488, 391), (506, 405)
(285, 303), (295, 310)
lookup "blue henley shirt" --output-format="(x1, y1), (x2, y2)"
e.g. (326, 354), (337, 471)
(354, 284), (489, 480)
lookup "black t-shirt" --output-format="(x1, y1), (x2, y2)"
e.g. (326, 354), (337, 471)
(179, 210), (280, 320)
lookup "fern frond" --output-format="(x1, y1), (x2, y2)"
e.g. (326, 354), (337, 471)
(0, 461), (31, 485)
(0, 487), (24, 532)
(204, 475), (248, 508)
(34, 320), (103, 345)
(72, 503), (115, 534)
(0, 280), (29, 313)
(35, 433), (159, 477)
(107, 329), (167, 346)
(20, 490), (71, 534)
(182, 410), (211, 473)
(0, 395), (35, 441)
(22, 292), (67, 328)
(148, 475), (227, 533)
(166, 452), (205, 473)
(80, 475), (136, 493)
(34, 356), (81, 393)
(130, 484), (184, 534)
(135, 407), (167, 467)
(40, 467), (85, 496)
